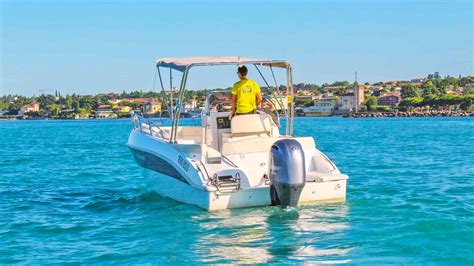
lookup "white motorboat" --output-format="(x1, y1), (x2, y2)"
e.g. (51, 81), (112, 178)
(127, 57), (348, 210)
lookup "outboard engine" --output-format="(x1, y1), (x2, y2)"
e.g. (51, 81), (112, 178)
(269, 139), (306, 208)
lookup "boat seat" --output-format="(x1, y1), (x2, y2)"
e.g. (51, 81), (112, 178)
(221, 132), (269, 146)
(231, 114), (273, 137)
(306, 171), (349, 182)
(222, 137), (278, 155)
(222, 136), (316, 155)
(159, 126), (203, 143)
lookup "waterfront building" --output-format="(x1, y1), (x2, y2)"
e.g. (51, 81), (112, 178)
(192, 99), (199, 109)
(378, 94), (400, 107)
(294, 95), (315, 102)
(95, 105), (116, 118)
(319, 92), (334, 98)
(110, 98), (159, 105)
(367, 85), (383, 95)
(60, 108), (75, 117)
(301, 98), (336, 116)
(445, 86), (464, 95)
(74, 113), (90, 119)
(322, 85), (346, 92)
(337, 93), (356, 113)
(335, 84), (365, 114)
(411, 77), (425, 83)
(182, 98), (199, 112)
(183, 102), (195, 112)
(354, 84), (365, 112)
(143, 100), (162, 114)
(113, 106), (132, 113)
(18, 102), (40, 116)
(98, 92), (119, 99)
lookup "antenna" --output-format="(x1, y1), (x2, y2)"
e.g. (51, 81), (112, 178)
(355, 71), (358, 83)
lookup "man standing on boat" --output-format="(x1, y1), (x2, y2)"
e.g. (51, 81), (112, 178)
(231, 65), (262, 118)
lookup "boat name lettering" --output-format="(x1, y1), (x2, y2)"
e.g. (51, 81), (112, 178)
(178, 155), (190, 172)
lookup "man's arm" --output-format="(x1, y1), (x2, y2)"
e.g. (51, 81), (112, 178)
(255, 81), (262, 110)
(256, 93), (262, 110)
(231, 94), (237, 117)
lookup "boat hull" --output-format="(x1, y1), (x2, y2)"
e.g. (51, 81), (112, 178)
(144, 168), (272, 210)
(128, 131), (347, 210)
(144, 168), (346, 210)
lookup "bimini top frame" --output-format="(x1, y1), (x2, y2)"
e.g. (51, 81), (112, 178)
(155, 56), (295, 143)
(156, 57), (291, 72)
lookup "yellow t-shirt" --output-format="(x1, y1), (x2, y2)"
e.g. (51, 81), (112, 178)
(231, 79), (261, 114)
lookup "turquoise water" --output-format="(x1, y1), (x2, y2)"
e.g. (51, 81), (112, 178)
(1, 117), (473, 264)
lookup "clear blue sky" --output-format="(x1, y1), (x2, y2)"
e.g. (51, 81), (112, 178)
(1, 0), (472, 96)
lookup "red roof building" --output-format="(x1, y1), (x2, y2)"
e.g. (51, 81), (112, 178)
(378, 94), (400, 107)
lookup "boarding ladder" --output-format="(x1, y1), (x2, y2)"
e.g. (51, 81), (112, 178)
(210, 173), (241, 193)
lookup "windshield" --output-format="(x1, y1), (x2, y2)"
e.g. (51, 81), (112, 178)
(206, 91), (233, 113)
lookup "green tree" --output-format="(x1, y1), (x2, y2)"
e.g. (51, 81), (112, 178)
(72, 99), (80, 111)
(25, 111), (41, 117)
(8, 103), (20, 115)
(376, 106), (390, 112)
(303, 100), (314, 107)
(423, 94), (438, 108)
(399, 97), (423, 110)
(0, 101), (9, 110)
(46, 103), (61, 117)
(422, 80), (439, 96)
(77, 108), (91, 117)
(331, 81), (350, 87)
(459, 98), (471, 111)
(38, 94), (56, 109)
(79, 96), (94, 109)
(365, 96), (378, 111)
(438, 94), (463, 108)
(401, 84), (420, 98)
(65, 95), (74, 109)
(459, 77), (470, 87)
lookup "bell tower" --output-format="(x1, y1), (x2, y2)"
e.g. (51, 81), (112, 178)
(354, 71), (359, 112)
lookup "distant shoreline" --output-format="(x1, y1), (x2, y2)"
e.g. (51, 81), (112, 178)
(343, 110), (473, 118)
(2, 112), (473, 121)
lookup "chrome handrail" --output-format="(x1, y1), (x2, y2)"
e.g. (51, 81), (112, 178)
(195, 159), (210, 181)
(131, 110), (163, 137)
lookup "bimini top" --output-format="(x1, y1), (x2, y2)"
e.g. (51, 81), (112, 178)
(156, 56), (291, 72)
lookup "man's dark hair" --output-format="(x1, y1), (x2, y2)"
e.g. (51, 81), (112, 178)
(237, 65), (248, 76)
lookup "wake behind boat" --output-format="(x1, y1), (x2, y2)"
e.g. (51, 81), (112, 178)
(127, 57), (348, 210)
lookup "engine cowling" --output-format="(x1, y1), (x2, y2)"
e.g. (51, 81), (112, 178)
(269, 139), (306, 208)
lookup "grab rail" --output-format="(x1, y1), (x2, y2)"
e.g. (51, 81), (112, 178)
(194, 159), (210, 181)
(221, 155), (238, 168)
(131, 110), (163, 137)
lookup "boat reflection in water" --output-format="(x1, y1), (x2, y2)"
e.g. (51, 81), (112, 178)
(191, 204), (350, 264)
